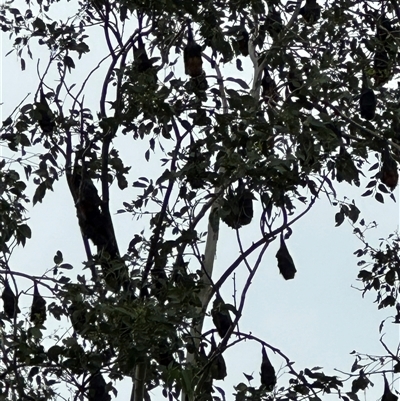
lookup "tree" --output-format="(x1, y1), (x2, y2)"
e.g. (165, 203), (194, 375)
(0, 0), (399, 400)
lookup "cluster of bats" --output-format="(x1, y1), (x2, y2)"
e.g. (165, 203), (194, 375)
(359, 11), (396, 123)
(359, 12), (399, 192)
(1, 279), (46, 325)
(34, 0), (398, 194)
(1, 278), (111, 400)
(209, 294), (276, 388)
(235, 0), (321, 101)
(87, 372), (110, 401)
(220, 180), (254, 229)
(29, 6), (400, 388)
(211, 291), (399, 397)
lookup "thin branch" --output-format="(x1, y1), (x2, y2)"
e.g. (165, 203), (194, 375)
(380, 335), (400, 362)
(324, 99), (400, 153)
(236, 230), (252, 273)
(215, 188), (319, 292)
(141, 129), (183, 285)
(195, 243), (269, 394)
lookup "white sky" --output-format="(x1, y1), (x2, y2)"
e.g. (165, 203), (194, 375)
(1, 2), (399, 400)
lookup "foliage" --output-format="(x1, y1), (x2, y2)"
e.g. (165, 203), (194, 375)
(0, 0), (399, 400)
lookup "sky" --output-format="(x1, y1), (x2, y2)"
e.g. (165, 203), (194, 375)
(1, 1), (399, 400)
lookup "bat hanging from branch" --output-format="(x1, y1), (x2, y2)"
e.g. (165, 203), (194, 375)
(184, 20), (203, 78)
(260, 347), (276, 391)
(2, 280), (20, 319)
(30, 281), (47, 325)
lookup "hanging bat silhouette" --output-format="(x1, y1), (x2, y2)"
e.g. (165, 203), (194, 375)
(133, 34), (152, 73)
(360, 72), (376, 120)
(276, 237), (297, 280)
(299, 0), (321, 25)
(236, 180), (254, 226)
(157, 350), (175, 367)
(360, 88), (376, 120)
(211, 294), (233, 338)
(261, 67), (279, 102)
(88, 373), (110, 401)
(185, 142), (208, 189)
(73, 171), (117, 258)
(71, 166), (124, 290)
(380, 148), (398, 191)
(30, 281), (47, 325)
(237, 26), (249, 56)
(2, 280), (20, 319)
(36, 90), (55, 134)
(184, 21), (203, 77)
(155, 339), (176, 367)
(382, 375), (398, 401)
(335, 146), (359, 183)
(260, 347), (276, 391)
(221, 181), (254, 229)
(210, 335), (227, 380)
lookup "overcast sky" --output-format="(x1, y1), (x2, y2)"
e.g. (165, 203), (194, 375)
(1, 3), (399, 400)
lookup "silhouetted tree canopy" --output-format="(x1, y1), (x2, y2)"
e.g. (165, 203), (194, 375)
(0, 0), (399, 400)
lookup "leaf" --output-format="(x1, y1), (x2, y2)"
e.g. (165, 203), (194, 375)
(32, 17), (46, 32)
(215, 386), (226, 399)
(20, 103), (33, 113)
(64, 55), (75, 72)
(394, 362), (400, 373)
(351, 359), (362, 372)
(365, 180), (376, 188)
(33, 182), (47, 205)
(164, 71), (173, 82)
(9, 8), (21, 15)
(378, 183), (389, 193)
(133, 181), (147, 188)
(18, 224), (32, 239)
(348, 204), (360, 223)
(54, 250), (63, 265)
(226, 77), (249, 89)
(58, 276), (70, 284)
(59, 263), (73, 270)
(375, 193), (384, 203)
(335, 211), (345, 226)
(70, 41), (90, 56)
(243, 373), (253, 381)
(28, 366), (39, 379)
(368, 162), (379, 171)
(311, 366), (323, 371)
(346, 392), (360, 401)
(2, 117), (12, 126)
(361, 189), (373, 197)
(20, 58), (25, 71)
(180, 119), (192, 131)
(117, 174), (128, 190)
